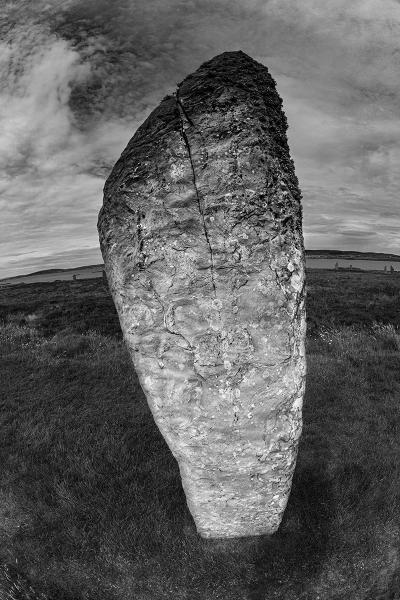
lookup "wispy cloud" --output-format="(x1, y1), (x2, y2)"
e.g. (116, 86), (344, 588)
(0, 17), (137, 276)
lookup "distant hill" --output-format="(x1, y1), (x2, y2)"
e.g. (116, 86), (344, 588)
(2, 264), (104, 281)
(2, 251), (400, 282)
(306, 250), (400, 261)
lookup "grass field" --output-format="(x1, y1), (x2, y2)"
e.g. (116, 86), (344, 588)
(1, 270), (400, 599)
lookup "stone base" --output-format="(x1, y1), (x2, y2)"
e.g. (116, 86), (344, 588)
(179, 462), (294, 538)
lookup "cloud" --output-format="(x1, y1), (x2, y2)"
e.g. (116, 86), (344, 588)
(0, 16), (139, 277)
(5, 246), (102, 275)
(2, 0), (400, 277)
(0, 25), (89, 172)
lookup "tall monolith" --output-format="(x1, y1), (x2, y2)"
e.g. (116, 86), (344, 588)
(98, 51), (306, 538)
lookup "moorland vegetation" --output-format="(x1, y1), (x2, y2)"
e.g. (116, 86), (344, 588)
(0, 270), (400, 599)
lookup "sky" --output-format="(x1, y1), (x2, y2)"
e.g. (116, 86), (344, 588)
(1, 0), (400, 277)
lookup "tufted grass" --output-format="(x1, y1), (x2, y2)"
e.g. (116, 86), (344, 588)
(0, 273), (400, 599)
(306, 269), (400, 335)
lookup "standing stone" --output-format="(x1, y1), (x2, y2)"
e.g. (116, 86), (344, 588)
(98, 51), (306, 538)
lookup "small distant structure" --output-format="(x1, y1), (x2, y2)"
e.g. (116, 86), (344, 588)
(72, 274), (78, 281)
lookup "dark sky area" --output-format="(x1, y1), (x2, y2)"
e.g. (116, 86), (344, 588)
(2, 0), (399, 277)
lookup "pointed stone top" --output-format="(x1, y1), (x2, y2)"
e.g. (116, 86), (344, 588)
(199, 50), (263, 67)
(104, 50), (285, 196)
(201, 50), (257, 62)
(178, 50), (271, 87)
(177, 50), (276, 107)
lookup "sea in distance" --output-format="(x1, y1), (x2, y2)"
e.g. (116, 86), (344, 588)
(1, 258), (400, 286)
(307, 258), (399, 271)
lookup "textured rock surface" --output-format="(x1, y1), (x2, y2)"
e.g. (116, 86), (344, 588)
(98, 51), (306, 538)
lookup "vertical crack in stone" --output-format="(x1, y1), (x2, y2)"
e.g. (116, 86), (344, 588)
(175, 88), (217, 298)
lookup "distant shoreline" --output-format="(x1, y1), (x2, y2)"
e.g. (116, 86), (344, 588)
(305, 250), (400, 261)
(2, 250), (400, 284)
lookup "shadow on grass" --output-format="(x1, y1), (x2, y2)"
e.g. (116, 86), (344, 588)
(112, 364), (336, 598)
(145, 378), (336, 598)
(245, 464), (334, 599)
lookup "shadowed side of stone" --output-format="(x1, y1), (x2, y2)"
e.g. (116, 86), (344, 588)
(98, 50), (306, 538)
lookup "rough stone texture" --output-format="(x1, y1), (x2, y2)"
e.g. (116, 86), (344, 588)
(98, 51), (306, 538)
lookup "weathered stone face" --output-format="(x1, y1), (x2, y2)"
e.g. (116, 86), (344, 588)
(98, 51), (306, 538)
